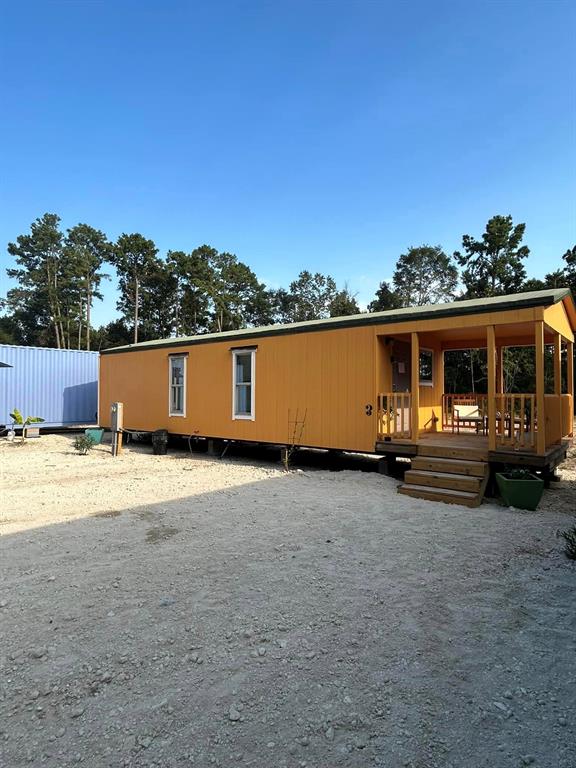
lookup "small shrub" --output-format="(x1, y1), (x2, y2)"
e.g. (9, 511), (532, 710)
(74, 434), (95, 455)
(559, 525), (576, 560)
(505, 467), (534, 480)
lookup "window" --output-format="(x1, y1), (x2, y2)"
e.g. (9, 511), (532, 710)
(169, 355), (187, 416)
(232, 349), (255, 419)
(419, 349), (434, 387)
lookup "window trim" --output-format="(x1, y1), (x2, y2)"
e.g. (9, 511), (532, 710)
(168, 354), (187, 417)
(232, 348), (256, 421)
(419, 348), (434, 388)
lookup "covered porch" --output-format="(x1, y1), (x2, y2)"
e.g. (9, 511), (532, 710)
(376, 315), (574, 459)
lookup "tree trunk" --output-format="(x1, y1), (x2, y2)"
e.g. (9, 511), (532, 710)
(52, 307), (61, 349)
(51, 289), (61, 348)
(52, 257), (66, 350)
(57, 309), (66, 350)
(46, 260), (61, 348)
(55, 296), (66, 349)
(52, 309), (61, 348)
(58, 296), (66, 348)
(134, 276), (139, 344)
(86, 280), (91, 351)
(78, 298), (83, 350)
(174, 282), (180, 336)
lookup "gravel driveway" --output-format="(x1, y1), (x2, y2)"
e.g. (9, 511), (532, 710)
(1, 435), (575, 768)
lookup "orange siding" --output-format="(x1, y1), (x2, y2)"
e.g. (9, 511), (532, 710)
(100, 325), (378, 453)
(561, 394), (574, 438)
(417, 340), (443, 432)
(99, 300), (576, 455)
(544, 303), (574, 342)
(369, 306), (544, 337)
(544, 394), (564, 447)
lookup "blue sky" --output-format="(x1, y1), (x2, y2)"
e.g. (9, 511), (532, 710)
(1, 0), (575, 326)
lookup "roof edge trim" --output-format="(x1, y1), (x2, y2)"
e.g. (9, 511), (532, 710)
(101, 288), (573, 356)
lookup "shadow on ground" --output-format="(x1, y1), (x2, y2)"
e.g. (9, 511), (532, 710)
(1, 439), (575, 768)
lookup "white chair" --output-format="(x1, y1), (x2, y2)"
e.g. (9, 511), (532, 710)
(453, 403), (486, 434)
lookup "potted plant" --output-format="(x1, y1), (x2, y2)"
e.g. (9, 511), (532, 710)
(495, 468), (545, 511)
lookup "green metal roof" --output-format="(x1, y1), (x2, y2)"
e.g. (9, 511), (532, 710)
(101, 287), (573, 355)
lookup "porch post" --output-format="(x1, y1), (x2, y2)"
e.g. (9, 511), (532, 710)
(554, 333), (562, 396)
(496, 346), (504, 393)
(535, 321), (546, 454)
(554, 333), (563, 441)
(568, 340), (574, 397)
(554, 333), (564, 442)
(487, 325), (496, 451)
(568, 341), (574, 437)
(497, 346), (505, 435)
(436, 348), (444, 432)
(411, 332), (419, 442)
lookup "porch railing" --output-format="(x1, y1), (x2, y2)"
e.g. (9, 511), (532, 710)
(377, 392), (412, 439)
(379, 391), (568, 451)
(442, 393), (538, 451)
(442, 394), (488, 433)
(544, 393), (572, 447)
(494, 394), (537, 450)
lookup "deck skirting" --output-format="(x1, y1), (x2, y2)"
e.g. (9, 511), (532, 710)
(375, 433), (570, 470)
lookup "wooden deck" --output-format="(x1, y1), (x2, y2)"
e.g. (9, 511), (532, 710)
(419, 432), (490, 458)
(375, 430), (570, 469)
(376, 432), (489, 459)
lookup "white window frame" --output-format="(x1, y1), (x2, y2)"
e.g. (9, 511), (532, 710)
(232, 348), (256, 421)
(419, 348), (434, 388)
(169, 355), (187, 417)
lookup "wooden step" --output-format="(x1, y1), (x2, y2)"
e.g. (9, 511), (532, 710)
(411, 456), (487, 477)
(417, 444), (488, 462)
(404, 469), (482, 492)
(398, 483), (481, 508)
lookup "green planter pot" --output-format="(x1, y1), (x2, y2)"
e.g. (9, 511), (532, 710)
(85, 428), (105, 445)
(495, 472), (545, 511)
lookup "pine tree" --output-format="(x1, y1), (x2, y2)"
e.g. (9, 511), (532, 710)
(562, 246), (576, 296)
(274, 271), (338, 322)
(64, 224), (111, 349)
(138, 260), (179, 340)
(368, 282), (402, 312)
(208, 251), (272, 332)
(111, 233), (159, 343)
(6, 213), (70, 347)
(392, 245), (458, 306)
(454, 215), (529, 298)
(167, 248), (212, 335)
(329, 286), (361, 317)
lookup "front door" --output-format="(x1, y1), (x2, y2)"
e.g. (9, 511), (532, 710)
(392, 340), (411, 392)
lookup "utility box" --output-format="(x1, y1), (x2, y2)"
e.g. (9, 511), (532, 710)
(110, 402), (124, 432)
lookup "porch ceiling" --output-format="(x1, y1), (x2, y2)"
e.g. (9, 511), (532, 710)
(418, 322), (559, 350)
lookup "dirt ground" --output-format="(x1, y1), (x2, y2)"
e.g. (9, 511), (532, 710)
(1, 434), (575, 768)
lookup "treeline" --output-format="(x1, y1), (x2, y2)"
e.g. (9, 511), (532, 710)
(0, 214), (360, 350)
(1, 212), (574, 356)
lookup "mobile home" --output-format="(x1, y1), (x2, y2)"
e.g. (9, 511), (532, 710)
(99, 288), (575, 506)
